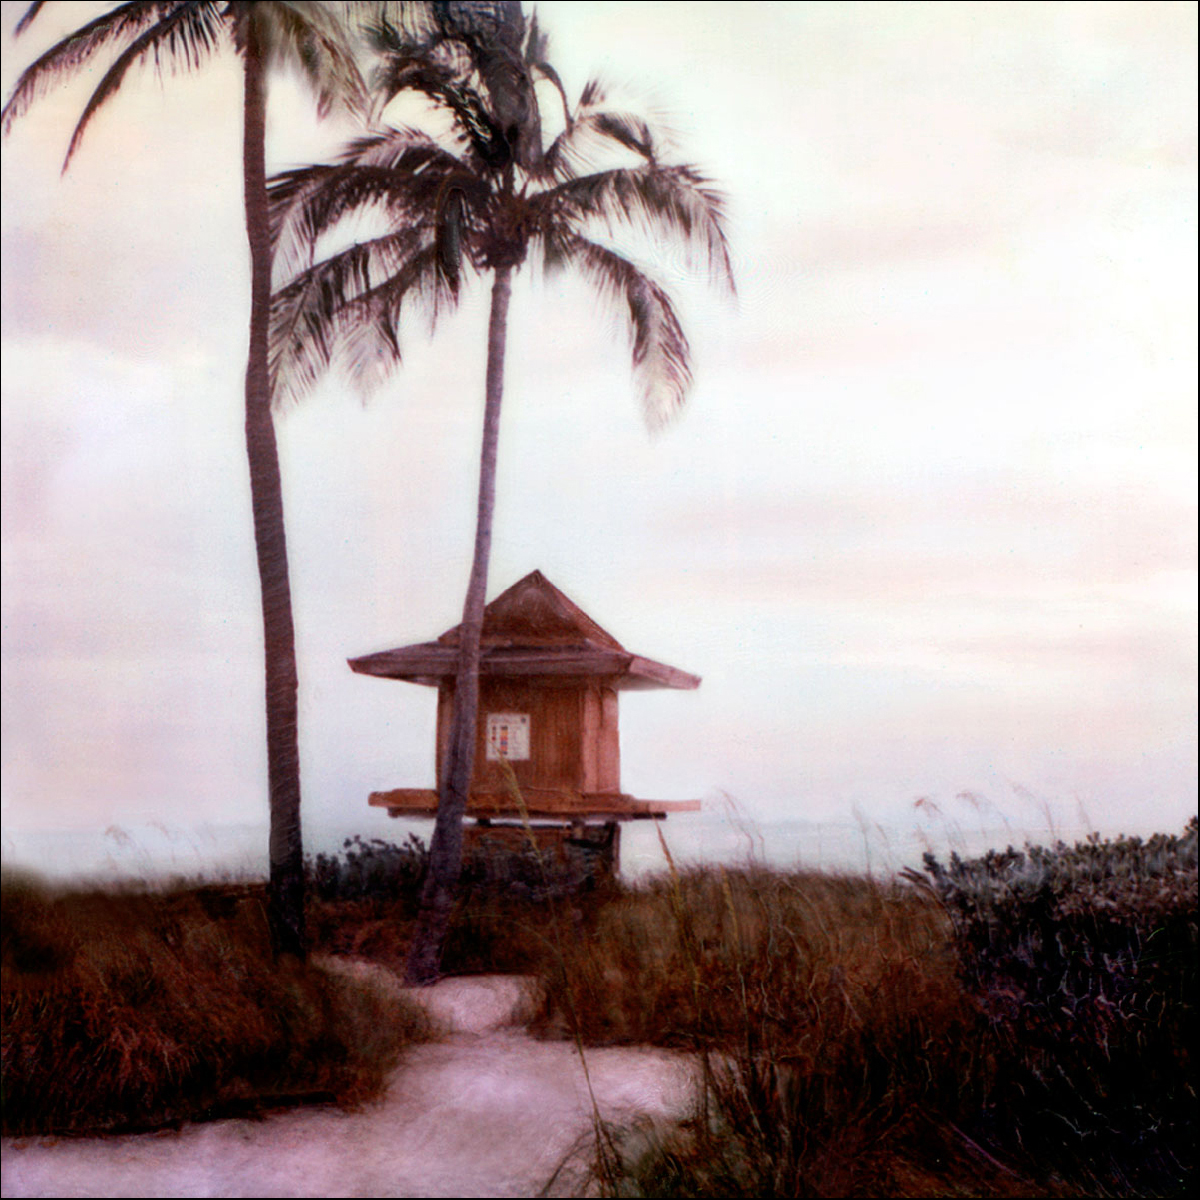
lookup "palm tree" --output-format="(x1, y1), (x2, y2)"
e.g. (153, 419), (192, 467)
(0, 1), (391, 957)
(269, 6), (734, 983)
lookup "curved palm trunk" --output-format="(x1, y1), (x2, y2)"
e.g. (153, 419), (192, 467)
(243, 18), (306, 959)
(405, 266), (514, 986)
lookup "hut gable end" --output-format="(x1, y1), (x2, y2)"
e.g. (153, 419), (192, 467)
(437, 571), (624, 651)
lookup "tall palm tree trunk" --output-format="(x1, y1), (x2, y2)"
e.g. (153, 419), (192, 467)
(405, 266), (514, 986)
(242, 15), (305, 959)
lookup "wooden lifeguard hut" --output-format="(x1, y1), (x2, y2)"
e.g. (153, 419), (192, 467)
(348, 570), (700, 875)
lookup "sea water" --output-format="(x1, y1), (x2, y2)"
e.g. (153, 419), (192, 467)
(1, 808), (1105, 886)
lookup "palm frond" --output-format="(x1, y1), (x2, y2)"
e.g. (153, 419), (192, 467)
(379, 55), (510, 167)
(433, 1), (525, 68)
(272, 225), (431, 382)
(368, 22), (475, 86)
(61, 2), (227, 167)
(369, 7), (511, 93)
(358, 1), (441, 45)
(370, 10), (534, 171)
(528, 57), (570, 135)
(522, 10), (548, 65)
(576, 77), (606, 110)
(14, 2), (47, 37)
(539, 105), (662, 182)
(333, 126), (466, 171)
(533, 164), (735, 292)
(538, 232), (693, 429)
(336, 245), (459, 393)
(270, 229), (459, 404)
(369, 19), (477, 86)
(328, 0), (441, 72)
(269, 136), (481, 279)
(259, 1), (369, 120)
(418, 3), (539, 168)
(1, 1), (193, 139)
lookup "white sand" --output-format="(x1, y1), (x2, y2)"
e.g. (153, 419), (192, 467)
(1, 970), (700, 1198)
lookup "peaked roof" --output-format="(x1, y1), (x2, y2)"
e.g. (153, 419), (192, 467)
(348, 570), (700, 691)
(437, 570), (623, 649)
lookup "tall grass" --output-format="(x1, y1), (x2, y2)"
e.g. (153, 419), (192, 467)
(1, 871), (428, 1136)
(296, 816), (1196, 1194)
(529, 860), (1019, 1196)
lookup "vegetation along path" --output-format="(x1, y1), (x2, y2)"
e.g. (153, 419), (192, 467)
(1, 968), (698, 1199)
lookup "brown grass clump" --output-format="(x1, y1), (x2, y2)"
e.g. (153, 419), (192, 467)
(529, 861), (1028, 1196)
(1, 872), (428, 1137)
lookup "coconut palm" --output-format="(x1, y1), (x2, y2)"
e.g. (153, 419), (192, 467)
(269, 7), (734, 983)
(0, 1), (403, 957)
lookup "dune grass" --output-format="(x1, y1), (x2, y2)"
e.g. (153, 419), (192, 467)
(528, 858), (1022, 1196)
(1, 871), (428, 1137)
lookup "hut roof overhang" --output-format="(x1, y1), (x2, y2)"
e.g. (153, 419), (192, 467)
(348, 570), (700, 692)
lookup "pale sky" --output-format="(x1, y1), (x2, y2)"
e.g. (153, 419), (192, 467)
(2, 2), (1196, 879)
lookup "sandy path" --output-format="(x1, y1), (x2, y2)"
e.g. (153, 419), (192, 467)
(1, 970), (700, 1199)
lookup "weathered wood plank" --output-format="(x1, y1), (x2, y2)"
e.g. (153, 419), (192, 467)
(369, 787), (700, 820)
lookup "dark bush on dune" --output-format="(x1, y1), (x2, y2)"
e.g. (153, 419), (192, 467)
(303, 832), (609, 974)
(923, 818), (1197, 1195)
(307, 831), (613, 906)
(308, 834), (430, 905)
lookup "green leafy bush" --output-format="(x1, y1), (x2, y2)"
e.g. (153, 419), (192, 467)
(308, 834), (429, 906)
(922, 819), (1197, 1194)
(307, 828), (616, 907)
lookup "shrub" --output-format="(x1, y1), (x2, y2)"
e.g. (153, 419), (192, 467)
(304, 830), (619, 976)
(307, 828), (615, 907)
(921, 819), (1198, 1194)
(308, 834), (429, 907)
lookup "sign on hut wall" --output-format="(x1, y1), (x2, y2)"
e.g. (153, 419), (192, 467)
(486, 713), (530, 761)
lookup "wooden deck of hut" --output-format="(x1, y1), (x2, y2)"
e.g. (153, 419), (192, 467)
(349, 571), (701, 874)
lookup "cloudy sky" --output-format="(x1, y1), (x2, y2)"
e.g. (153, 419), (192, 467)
(2, 2), (1196, 878)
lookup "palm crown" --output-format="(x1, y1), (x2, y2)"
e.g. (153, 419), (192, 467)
(268, 10), (734, 427)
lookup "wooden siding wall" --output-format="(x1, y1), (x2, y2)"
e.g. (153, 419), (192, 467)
(436, 678), (621, 798)
(580, 684), (621, 794)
